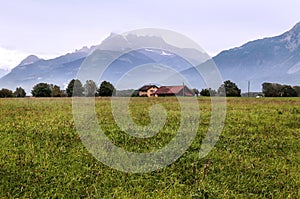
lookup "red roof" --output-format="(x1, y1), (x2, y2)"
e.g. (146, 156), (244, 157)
(138, 85), (158, 91)
(155, 86), (194, 96)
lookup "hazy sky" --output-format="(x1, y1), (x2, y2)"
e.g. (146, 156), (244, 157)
(1, 0), (300, 70)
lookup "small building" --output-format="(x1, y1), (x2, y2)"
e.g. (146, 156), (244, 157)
(154, 85), (194, 97)
(138, 85), (158, 97)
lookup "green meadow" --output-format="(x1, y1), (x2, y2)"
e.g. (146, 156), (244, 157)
(0, 97), (299, 198)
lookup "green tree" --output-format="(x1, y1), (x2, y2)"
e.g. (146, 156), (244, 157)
(293, 86), (300, 96)
(50, 84), (64, 97)
(200, 88), (210, 96)
(31, 83), (52, 97)
(262, 82), (281, 97)
(200, 88), (217, 96)
(66, 79), (84, 97)
(280, 85), (298, 97)
(263, 83), (298, 97)
(0, 88), (13, 98)
(193, 88), (200, 96)
(209, 88), (218, 96)
(98, 81), (115, 97)
(84, 80), (98, 97)
(13, 87), (26, 97)
(218, 80), (241, 97)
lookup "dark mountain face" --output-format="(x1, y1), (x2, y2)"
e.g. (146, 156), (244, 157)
(212, 22), (300, 91)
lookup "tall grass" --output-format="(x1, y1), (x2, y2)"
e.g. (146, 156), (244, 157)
(0, 97), (299, 198)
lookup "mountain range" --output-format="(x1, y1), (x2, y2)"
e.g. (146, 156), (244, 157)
(1, 22), (300, 93)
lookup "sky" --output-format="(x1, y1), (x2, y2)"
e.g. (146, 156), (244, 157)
(1, 0), (300, 70)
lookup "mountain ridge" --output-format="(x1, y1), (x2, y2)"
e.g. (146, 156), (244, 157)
(0, 33), (206, 92)
(210, 21), (300, 91)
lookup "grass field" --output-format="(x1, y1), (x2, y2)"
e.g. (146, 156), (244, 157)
(0, 97), (299, 198)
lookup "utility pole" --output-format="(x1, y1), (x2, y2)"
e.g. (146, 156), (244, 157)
(183, 82), (185, 97)
(248, 81), (250, 97)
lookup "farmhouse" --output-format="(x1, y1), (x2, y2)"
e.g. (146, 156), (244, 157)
(154, 85), (194, 97)
(138, 85), (158, 97)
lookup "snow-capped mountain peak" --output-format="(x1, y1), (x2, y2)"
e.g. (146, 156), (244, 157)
(18, 55), (40, 66)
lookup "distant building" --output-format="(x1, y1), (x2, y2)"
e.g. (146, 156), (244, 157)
(241, 92), (264, 98)
(154, 85), (194, 97)
(138, 85), (158, 97)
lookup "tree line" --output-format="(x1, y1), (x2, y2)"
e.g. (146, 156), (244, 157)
(0, 80), (243, 98)
(32, 79), (116, 97)
(200, 81), (300, 97)
(0, 79), (115, 98)
(195, 80), (241, 97)
(1, 79), (299, 98)
(262, 82), (300, 97)
(0, 87), (26, 98)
